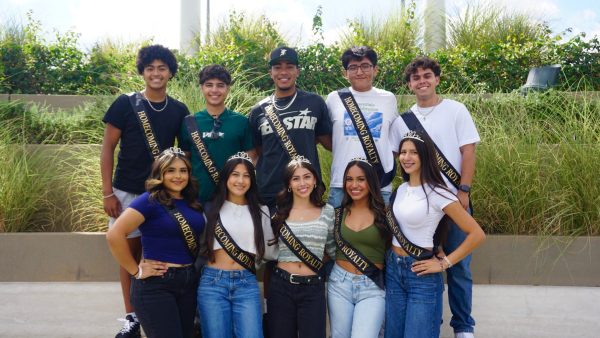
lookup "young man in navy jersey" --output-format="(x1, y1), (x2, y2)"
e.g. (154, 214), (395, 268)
(100, 44), (189, 338)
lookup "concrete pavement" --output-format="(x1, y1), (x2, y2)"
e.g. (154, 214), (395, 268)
(0, 283), (599, 337)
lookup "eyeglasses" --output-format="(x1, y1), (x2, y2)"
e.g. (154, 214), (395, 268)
(208, 117), (222, 140)
(346, 63), (374, 73)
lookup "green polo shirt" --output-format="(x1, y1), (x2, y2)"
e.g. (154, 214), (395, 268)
(179, 108), (254, 203)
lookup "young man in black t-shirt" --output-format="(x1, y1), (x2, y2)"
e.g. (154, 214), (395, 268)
(100, 45), (189, 338)
(248, 46), (332, 208)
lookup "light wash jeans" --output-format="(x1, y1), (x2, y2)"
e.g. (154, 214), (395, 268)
(197, 266), (263, 338)
(327, 187), (391, 208)
(384, 250), (444, 338)
(327, 263), (386, 338)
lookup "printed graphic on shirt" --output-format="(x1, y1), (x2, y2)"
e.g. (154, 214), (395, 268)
(258, 109), (318, 135)
(343, 111), (382, 138)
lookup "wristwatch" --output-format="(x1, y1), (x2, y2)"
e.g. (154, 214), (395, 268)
(458, 184), (471, 193)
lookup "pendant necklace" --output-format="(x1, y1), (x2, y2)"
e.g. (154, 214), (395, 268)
(415, 97), (442, 121)
(271, 91), (298, 111)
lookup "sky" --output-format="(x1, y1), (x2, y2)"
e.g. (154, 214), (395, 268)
(1, 0), (599, 51)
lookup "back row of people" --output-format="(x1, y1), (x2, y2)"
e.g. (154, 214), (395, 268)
(102, 44), (485, 338)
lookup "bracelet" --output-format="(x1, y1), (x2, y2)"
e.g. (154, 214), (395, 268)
(442, 256), (453, 269)
(136, 265), (143, 279)
(438, 259), (445, 271)
(103, 193), (115, 199)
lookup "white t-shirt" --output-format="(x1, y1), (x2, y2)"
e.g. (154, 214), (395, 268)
(213, 201), (278, 262)
(392, 183), (457, 248)
(390, 99), (480, 193)
(326, 87), (398, 191)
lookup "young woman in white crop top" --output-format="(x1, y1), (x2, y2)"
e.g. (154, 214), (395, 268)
(197, 152), (276, 338)
(385, 131), (485, 338)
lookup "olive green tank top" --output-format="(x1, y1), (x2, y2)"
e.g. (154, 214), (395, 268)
(335, 212), (386, 264)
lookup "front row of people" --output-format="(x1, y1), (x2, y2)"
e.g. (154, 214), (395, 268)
(107, 130), (485, 338)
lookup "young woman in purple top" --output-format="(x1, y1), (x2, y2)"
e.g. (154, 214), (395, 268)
(107, 147), (206, 338)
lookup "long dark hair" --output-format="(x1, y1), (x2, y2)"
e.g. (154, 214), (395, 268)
(341, 160), (390, 244)
(204, 158), (266, 262)
(145, 149), (202, 211)
(271, 160), (326, 242)
(398, 131), (454, 245)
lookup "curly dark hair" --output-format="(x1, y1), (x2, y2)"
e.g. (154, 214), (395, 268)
(403, 56), (441, 83)
(136, 44), (178, 76)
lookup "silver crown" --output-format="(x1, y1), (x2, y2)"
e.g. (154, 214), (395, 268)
(287, 155), (311, 167)
(227, 151), (253, 163)
(350, 157), (372, 166)
(402, 130), (424, 143)
(161, 146), (185, 157)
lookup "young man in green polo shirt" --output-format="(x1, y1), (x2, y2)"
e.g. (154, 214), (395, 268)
(180, 64), (255, 204)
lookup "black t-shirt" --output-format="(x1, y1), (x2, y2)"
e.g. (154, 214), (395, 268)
(103, 93), (190, 194)
(248, 89), (332, 205)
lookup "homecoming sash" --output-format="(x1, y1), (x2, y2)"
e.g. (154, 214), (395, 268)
(261, 103), (299, 159)
(401, 111), (460, 189)
(214, 215), (256, 274)
(337, 88), (396, 187)
(184, 115), (220, 185)
(163, 205), (199, 259)
(128, 92), (162, 160)
(279, 222), (324, 276)
(386, 189), (435, 260)
(333, 207), (385, 289)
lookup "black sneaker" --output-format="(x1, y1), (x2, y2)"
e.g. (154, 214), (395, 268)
(115, 314), (141, 338)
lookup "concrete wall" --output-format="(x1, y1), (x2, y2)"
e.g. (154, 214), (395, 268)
(1, 233), (598, 286)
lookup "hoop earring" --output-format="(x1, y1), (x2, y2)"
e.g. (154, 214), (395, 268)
(287, 187), (291, 192)
(314, 184), (317, 189)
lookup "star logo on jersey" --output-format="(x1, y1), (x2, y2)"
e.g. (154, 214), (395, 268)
(298, 108), (311, 116)
(280, 49), (287, 56)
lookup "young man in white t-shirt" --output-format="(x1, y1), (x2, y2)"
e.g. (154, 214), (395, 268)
(390, 56), (480, 338)
(326, 46), (398, 207)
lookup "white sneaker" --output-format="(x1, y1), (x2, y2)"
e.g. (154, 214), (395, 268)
(455, 332), (474, 338)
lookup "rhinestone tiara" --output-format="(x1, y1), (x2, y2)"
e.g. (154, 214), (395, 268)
(350, 157), (372, 166)
(287, 155), (311, 166)
(402, 130), (424, 143)
(227, 151), (253, 163)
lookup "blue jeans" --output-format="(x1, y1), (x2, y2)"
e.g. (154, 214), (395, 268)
(445, 215), (475, 333)
(197, 266), (263, 338)
(328, 263), (385, 338)
(131, 265), (198, 338)
(384, 250), (444, 338)
(328, 187), (391, 208)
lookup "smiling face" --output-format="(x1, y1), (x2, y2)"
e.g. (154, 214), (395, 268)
(344, 57), (377, 92)
(201, 78), (229, 108)
(269, 61), (300, 93)
(289, 167), (316, 200)
(344, 165), (370, 202)
(399, 140), (421, 177)
(142, 59), (172, 91)
(162, 158), (189, 198)
(407, 67), (440, 102)
(226, 163), (251, 203)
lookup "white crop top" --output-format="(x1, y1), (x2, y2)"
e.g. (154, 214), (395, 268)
(392, 183), (456, 248)
(213, 200), (278, 261)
